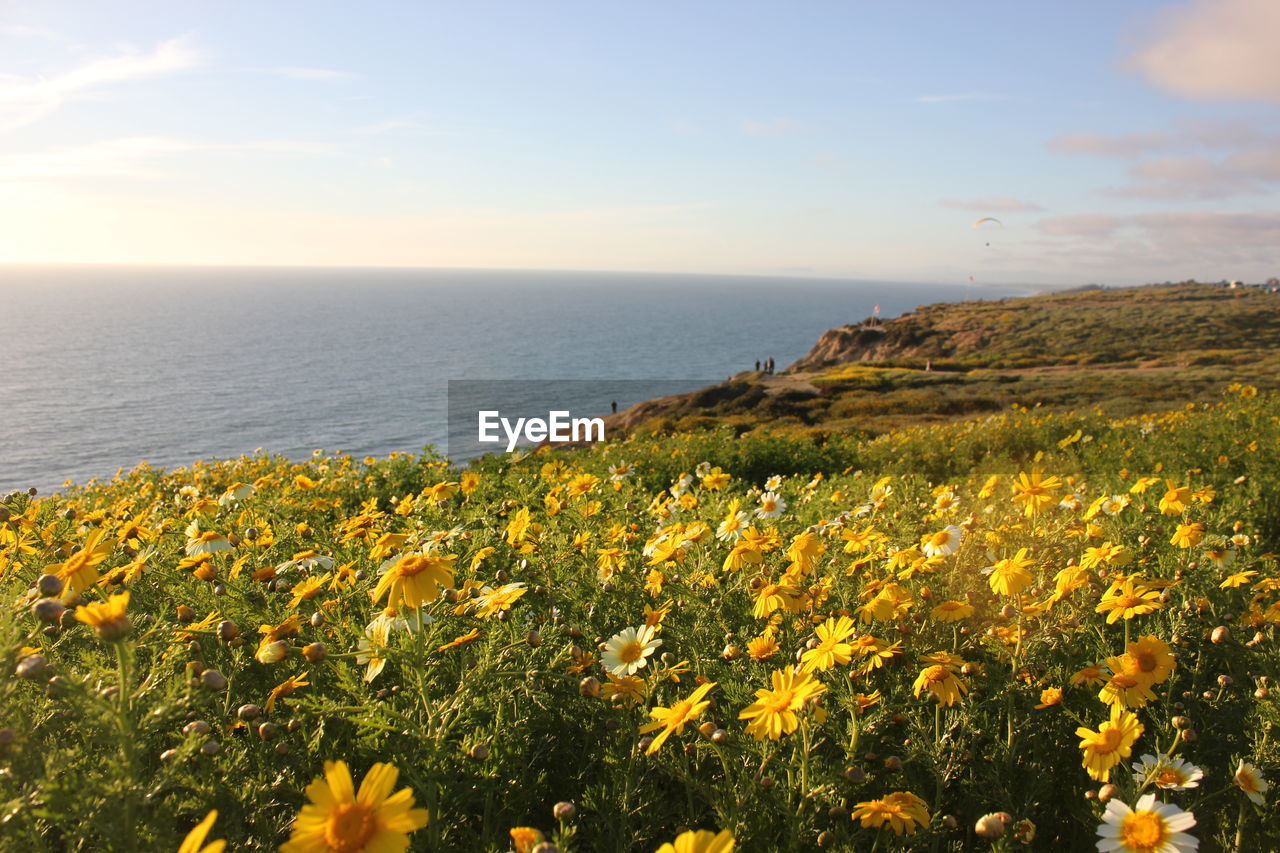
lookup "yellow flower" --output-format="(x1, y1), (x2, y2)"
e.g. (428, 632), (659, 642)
(1071, 663), (1107, 687)
(1096, 578), (1162, 623)
(1220, 570), (1257, 589)
(746, 634), (779, 661)
(930, 600), (973, 622)
(510, 827), (546, 853)
(1158, 481), (1191, 515)
(851, 791), (930, 836)
(1011, 469), (1062, 516)
(1098, 658), (1158, 709)
(738, 668), (826, 740)
(371, 553), (456, 610)
(280, 761), (429, 853)
(177, 810), (225, 853)
(912, 663), (968, 707)
(654, 828), (735, 853)
(1170, 522), (1205, 549)
(505, 507), (533, 546)
(1035, 687), (1063, 709)
(800, 615), (856, 672)
(1124, 635), (1175, 685)
(265, 673), (310, 713)
(47, 529), (113, 600)
(986, 548), (1034, 596)
(1077, 706), (1144, 782)
(426, 481), (458, 502)
(73, 590), (131, 641)
(601, 674), (647, 706)
(639, 681), (716, 754)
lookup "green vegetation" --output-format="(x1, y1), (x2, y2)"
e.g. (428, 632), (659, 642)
(616, 284), (1280, 438)
(1, 387), (1278, 851)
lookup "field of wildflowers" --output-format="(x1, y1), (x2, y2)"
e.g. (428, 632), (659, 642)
(2, 386), (1278, 852)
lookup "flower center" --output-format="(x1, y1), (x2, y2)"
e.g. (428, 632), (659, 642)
(1133, 651), (1157, 673)
(764, 689), (796, 713)
(619, 641), (644, 663)
(1119, 811), (1166, 851)
(1155, 768), (1182, 787)
(1100, 728), (1125, 752)
(324, 802), (377, 853)
(395, 556), (429, 577)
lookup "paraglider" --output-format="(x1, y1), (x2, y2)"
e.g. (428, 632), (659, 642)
(973, 217), (1002, 247)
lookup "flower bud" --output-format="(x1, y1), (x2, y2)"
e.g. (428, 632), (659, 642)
(974, 814), (1006, 840)
(32, 598), (65, 623)
(16, 654), (49, 681)
(36, 574), (64, 598)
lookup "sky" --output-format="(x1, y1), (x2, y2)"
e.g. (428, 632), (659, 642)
(1, 0), (1279, 285)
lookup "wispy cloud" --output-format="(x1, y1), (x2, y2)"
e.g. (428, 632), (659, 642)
(351, 118), (416, 135)
(913, 92), (1012, 103)
(742, 117), (803, 136)
(1126, 0), (1280, 103)
(0, 24), (60, 40)
(940, 196), (1043, 213)
(261, 66), (357, 81)
(1050, 120), (1280, 199)
(1039, 209), (1280, 251)
(0, 36), (203, 131)
(1048, 120), (1267, 158)
(0, 136), (334, 181)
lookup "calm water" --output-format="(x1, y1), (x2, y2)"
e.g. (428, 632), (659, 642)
(0, 266), (1030, 493)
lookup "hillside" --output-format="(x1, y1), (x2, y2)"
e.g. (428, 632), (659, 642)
(4, 390), (1278, 851)
(606, 283), (1280, 438)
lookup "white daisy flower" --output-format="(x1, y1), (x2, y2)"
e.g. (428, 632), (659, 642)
(756, 491), (787, 519)
(601, 625), (662, 677)
(764, 475), (783, 491)
(921, 524), (964, 558)
(1234, 760), (1269, 805)
(218, 482), (255, 506)
(1096, 793), (1197, 853)
(1132, 754), (1204, 790)
(716, 510), (749, 542)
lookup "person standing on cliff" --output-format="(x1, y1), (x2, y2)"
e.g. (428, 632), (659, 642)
(611, 400), (617, 413)
(755, 360), (760, 371)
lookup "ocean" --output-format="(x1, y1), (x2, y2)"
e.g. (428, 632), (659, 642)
(0, 266), (1031, 493)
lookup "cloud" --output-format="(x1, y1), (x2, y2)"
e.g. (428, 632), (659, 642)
(0, 24), (60, 40)
(0, 136), (333, 181)
(0, 36), (202, 131)
(913, 92), (1012, 103)
(1049, 119), (1280, 199)
(939, 196), (1043, 213)
(1127, 0), (1280, 102)
(263, 66), (356, 81)
(1048, 131), (1173, 158)
(351, 118), (416, 135)
(1039, 209), (1280, 248)
(742, 118), (803, 136)
(1048, 120), (1268, 158)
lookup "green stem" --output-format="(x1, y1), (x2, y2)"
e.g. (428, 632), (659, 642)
(114, 641), (138, 849)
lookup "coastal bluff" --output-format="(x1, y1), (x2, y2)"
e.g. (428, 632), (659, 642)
(603, 282), (1280, 438)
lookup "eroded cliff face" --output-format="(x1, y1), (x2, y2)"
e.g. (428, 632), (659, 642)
(785, 324), (889, 372)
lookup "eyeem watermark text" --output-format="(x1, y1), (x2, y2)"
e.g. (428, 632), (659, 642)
(478, 410), (605, 453)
